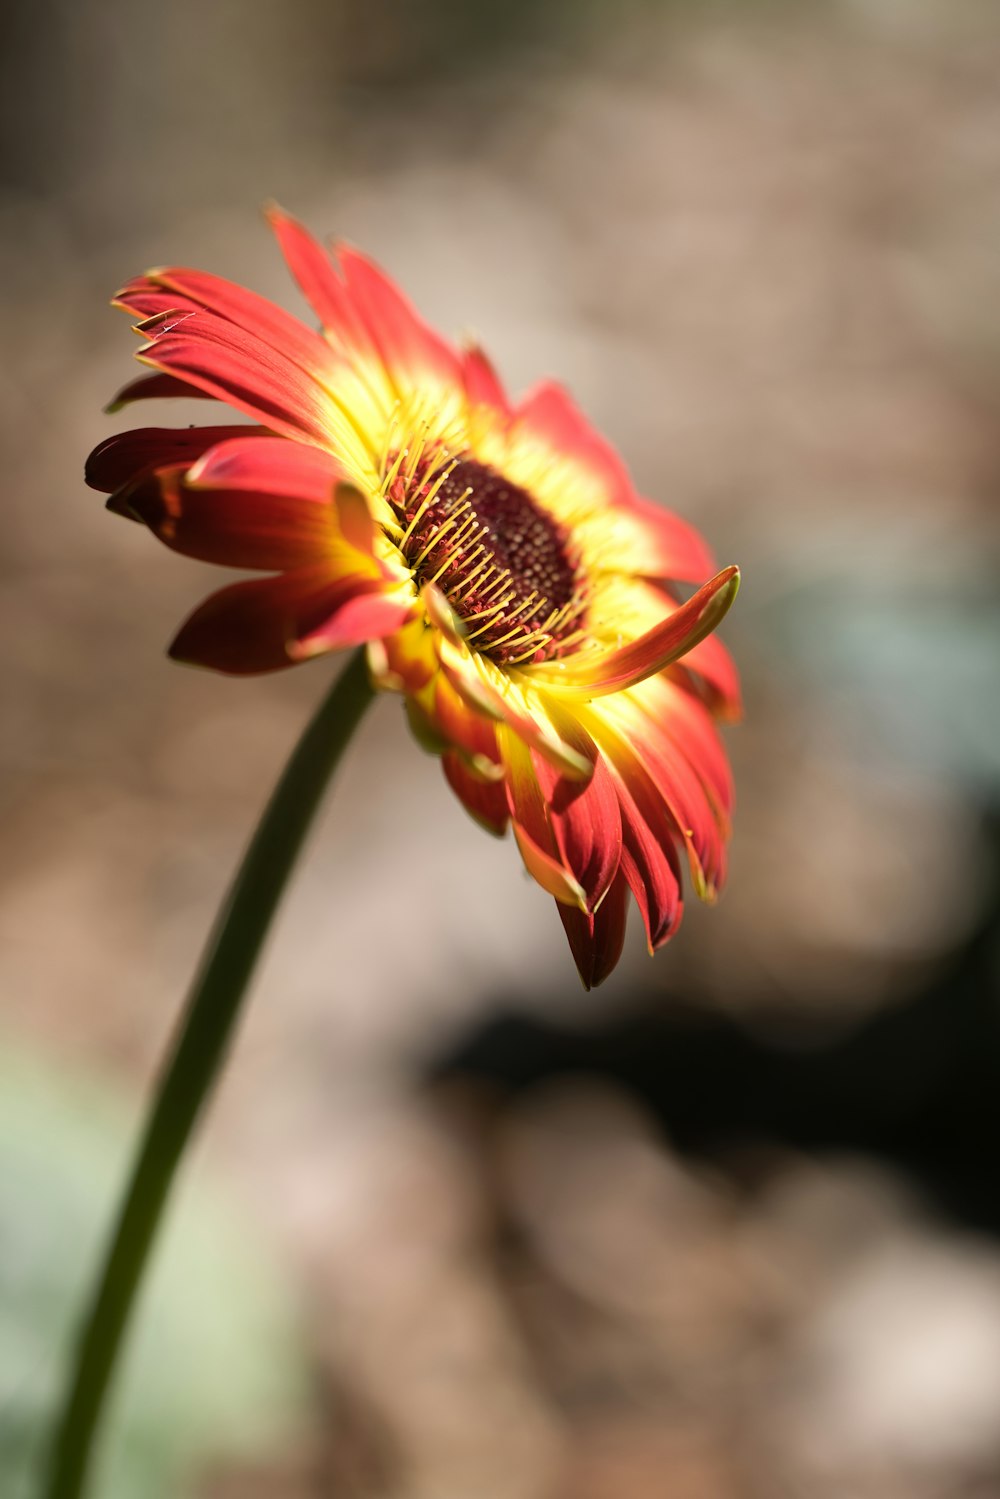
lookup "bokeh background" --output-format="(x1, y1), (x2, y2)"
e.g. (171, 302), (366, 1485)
(4, 0), (1000, 1495)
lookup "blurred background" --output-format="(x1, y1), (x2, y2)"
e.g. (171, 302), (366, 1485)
(3, 0), (1000, 1494)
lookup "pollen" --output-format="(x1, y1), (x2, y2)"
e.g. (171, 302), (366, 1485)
(389, 455), (587, 664)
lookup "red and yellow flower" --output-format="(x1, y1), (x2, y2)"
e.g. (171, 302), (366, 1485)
(86, 209), (741, 987)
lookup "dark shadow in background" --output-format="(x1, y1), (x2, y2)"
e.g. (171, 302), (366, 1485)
(428, 811), (1000, 1235)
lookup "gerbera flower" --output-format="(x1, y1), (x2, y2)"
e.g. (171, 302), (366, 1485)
(86, 208), (740, 988)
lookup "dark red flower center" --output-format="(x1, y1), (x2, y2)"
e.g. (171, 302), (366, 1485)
(391, 456), (585, 664)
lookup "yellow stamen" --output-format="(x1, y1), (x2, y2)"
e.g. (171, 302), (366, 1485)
(409, 491), (474, 571)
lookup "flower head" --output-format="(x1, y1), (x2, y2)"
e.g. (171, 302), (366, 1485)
(87, 209), (741, 987)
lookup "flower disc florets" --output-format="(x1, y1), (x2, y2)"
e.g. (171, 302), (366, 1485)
(386, 450), (586, 665)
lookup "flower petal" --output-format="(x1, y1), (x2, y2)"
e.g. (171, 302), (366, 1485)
(531, 747), (622, 911)
(86, 425), (256, 495)
(537, 566), (740, 697)
(669, 629), (742, 720)
(568, 693), (685, 947)
(266, 205), (376, 364)
(443, 752), (509, 836)
(184, 433), (342, 496)
(462, 342), (511, 416)
(105, 371), (213, 412)
(292, 591), (412, 660)
(370, 616), (438, 695)
(509, 383), (716, 582)
(331, 481), (384, 557)
(433, 673), (503, 777)
(590, 696), (727, 900)
(437, 635), (593, 780)
(513, 381), (633, 506)
(168, 566), (395, 674)
(117, 267), (345, 391)
(133, 309), (360, 454)
(335, 243), (464, 396)
(557, 870), (630, 990)
(115, 465), (344, 570)
(618, 494), (718, 584)
(501, 726), (588, 910)
(655, 679), (735, 818)
(614, 780), (684, 951)
(512, 821), (589, 909)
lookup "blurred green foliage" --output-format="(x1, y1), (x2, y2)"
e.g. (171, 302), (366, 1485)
(756, 534), (1000, 794)
(0, 1043), (308, 1499)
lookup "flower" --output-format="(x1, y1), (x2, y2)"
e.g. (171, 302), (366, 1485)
(86, 208), (741, 988)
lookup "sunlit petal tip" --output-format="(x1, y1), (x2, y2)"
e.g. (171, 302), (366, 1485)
(545, 564), (741, 698)
(110, 284), (158, 314)
(512, 822), (589, 912)
(130, 308), (197, 340)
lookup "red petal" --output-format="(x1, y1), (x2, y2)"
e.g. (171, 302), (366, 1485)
(589, 701), (726, 900)
(630, 674), (734, 823)
(293, 591), (412, 659)
(532, 749), (622, 911)
(106, 371), (212, 412)
(462, 343), (510, 415)
(627, 493), (718, 583)
(638, 740), (726, 896)
(557, 871), (630, 990)
(134, 310), (349, 448)
(118, 268), (346, 391)
(502, 727), (588, 909)
(443, 752), (509, 836)
(185, 434), (344, 498)
(266, 206), (374, 363)
(512, 820), (588, 909)
(513, 381), (633, 506)
(670, 629), (742, 719)
(544, 566), (740, 697)
(512, 382), (715, 582)
(614, 779), (684, 951)
(433, 674), (503, 774)
(335, 244), (464, 394)
(117, 465), (341, 570)
(168, 566), (392, 674)
(85, 425), (256, 494)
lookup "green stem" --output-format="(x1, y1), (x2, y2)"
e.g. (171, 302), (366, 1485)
(41, 647), (375, 1499)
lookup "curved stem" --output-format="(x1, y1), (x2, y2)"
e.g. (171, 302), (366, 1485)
(42, 647), (375, 1499)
